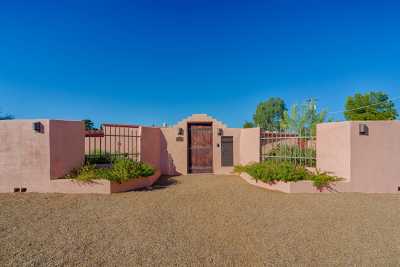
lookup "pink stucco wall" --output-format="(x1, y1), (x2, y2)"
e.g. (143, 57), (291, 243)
(240, 128), (260, 165)
(241, 121), (400, 194)
(317, 122), (352, 182)
(160, 127), (186, 175)
(140, 126), (162, 172)
(317, 121), (400, 193)
(159, 114), (260, 175)
(50, 170), (161, 194)
(0, 120), (51, 192)
(50, 120), (85, 179)
(0, 120), (85, 193)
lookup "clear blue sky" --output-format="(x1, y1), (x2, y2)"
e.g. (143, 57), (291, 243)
(1, 0), (399, 127)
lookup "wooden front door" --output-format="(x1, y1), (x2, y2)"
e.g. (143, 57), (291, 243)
(188, 123), (213, 173)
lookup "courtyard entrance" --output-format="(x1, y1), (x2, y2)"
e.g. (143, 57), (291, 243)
(188, 123), (213, 173)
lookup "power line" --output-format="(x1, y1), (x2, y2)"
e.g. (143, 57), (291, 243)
(327, 96), (400, 115)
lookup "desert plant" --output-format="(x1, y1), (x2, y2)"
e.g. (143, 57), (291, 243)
(311, 170), (341, 191)
(67, 159), (155, 183)
(237, 161), (310, 183)
(66, 164), (98, 182)
(267, 144), (316, 167)
(235, 161), (339, 190)
(281, 98), (327, 135)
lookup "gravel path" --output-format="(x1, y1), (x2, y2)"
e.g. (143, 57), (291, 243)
(1, 174), (400, 266)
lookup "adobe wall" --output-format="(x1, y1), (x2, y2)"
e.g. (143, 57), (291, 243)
(0, 120), (84, 193)
(317, 122), (352, 182)
(317, 121), (400, 193)
(160, 114), (260, 175)
(349, 121), (400, 193)
(50, 120), (85, 179)
(140, 126), (162, 172)
(240, 128), (260, 165)
(0, 120), (51, 192)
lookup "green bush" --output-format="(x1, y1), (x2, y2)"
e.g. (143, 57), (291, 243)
(66, 164), (98, 182)
(68, 158), (155, 183)
(85, 151), (113, 164)
(235, 161), (339, 190)
(311, 170), (341, 191)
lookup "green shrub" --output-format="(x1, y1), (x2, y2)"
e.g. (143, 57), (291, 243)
(66, 164), (99, 182)
(311, 170), (341, 191)
(241, 161), (310, 183)
(235, 161), (339, 189)
(105, 158), (155, 183)
(233, 164), (248, 174)
(68, 158), (155, 183)
(85, 151), (113, 164)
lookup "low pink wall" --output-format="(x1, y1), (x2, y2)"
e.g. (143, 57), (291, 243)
(50, 170), (161, 194)
(239, 173), (335, 193)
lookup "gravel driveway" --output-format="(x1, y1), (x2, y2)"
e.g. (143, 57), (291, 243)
(1, 174), (400, 266)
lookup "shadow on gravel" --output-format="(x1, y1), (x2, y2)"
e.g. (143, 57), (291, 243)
(148, 176), (179, 191)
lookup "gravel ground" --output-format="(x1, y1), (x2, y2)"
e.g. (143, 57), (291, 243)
(1, 174), (400, 266)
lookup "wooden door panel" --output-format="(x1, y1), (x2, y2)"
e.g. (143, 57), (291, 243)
(189, 124), (213, 173)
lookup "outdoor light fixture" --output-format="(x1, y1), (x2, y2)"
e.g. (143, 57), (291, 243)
(178, 128), (184, 136)
(218, 128), (223, 136)
(359, 124), (369, 136)
(33, 122), (43, 133)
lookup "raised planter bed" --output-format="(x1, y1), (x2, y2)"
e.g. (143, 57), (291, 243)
(50, 170), (161, 194)
(239, 172), (343, 193)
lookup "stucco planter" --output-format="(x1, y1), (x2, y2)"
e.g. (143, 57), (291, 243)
(238, 172), (336, 193)
(50, 170), (161, 194)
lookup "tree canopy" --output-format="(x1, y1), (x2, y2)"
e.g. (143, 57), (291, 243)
(344, 91), (398, 121)
(83, 119), (97, 130)
(243, 121), (255, 128)
(280, 98), (327, 135)
(252, 97), (286, 130)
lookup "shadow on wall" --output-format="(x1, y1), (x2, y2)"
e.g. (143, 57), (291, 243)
(160, 132), (182, 176)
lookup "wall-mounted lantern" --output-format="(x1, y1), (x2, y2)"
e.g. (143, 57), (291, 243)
(33, 122), (44, 133)
(178, 128), (184, 136)
(218, 128), (223, 136)
(359, 124), (369, 136)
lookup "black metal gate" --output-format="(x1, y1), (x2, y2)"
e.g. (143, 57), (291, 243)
(260, 129), (316, 167)
(85, 124), (140, 164)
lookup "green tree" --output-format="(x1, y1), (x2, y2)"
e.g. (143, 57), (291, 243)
(243, 121), (255, 128)
(281, 98), (327, 135)
(344, 91), (398, 120)
(253, 97), (286, 130)
(83, 119), (97, 130)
